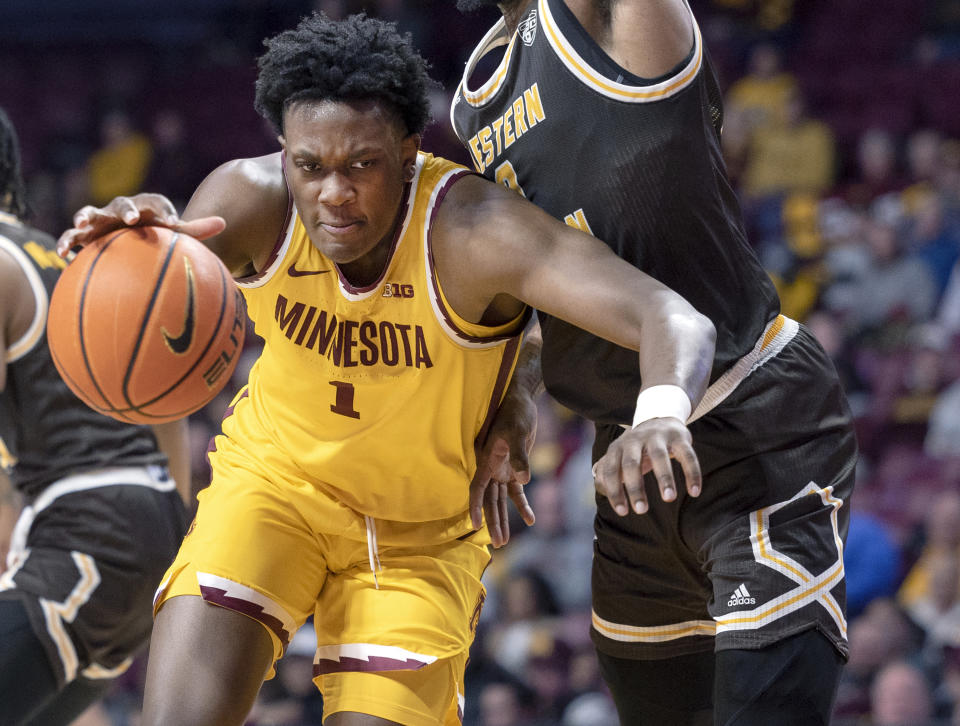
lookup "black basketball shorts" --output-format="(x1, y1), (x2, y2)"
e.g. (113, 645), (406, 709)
(0, 466), (188, 686)
(589, 325), (857, 661)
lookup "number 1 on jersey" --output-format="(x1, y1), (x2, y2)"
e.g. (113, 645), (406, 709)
(329, 381), (360, 419)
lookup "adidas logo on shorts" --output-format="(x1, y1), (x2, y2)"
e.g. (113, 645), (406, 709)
(727, 584), (756, 607)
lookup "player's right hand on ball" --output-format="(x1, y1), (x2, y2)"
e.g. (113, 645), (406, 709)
(57, 194), (225, 258)
(593, 417), (702, 516)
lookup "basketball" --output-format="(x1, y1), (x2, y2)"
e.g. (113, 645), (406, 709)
(47, 226), (246, 424)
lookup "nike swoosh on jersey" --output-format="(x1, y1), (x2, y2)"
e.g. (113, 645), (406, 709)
(288, 263), (330, 277)
(162, 258), (196, 354)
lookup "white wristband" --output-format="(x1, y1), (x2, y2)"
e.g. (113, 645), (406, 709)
(632, 385), (692, 428)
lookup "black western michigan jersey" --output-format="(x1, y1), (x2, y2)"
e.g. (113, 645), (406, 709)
(0, 212), (166, 500)
(451, 0), (780, 425)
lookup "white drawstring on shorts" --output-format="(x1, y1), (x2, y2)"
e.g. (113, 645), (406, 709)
(364, 515), (383, 589)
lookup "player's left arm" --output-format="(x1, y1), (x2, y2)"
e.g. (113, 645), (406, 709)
(0, 248), (27, 393)
(436, 176), (716, 516)
(0, 251), (28, 569)
(151, 420), (193, 510)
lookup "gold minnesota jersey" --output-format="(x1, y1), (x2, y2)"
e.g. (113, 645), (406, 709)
(231, 152), (527, 523)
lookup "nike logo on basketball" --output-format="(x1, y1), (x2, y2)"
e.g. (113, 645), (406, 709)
(288, 263), (330, 277)
(727, 584), (756, 607)
(162, 258), (196, 354)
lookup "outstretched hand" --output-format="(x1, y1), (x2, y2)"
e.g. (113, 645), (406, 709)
(56, 194), (226, 258)
(593, 417), (701, 516)
(470, 390), (538, 548)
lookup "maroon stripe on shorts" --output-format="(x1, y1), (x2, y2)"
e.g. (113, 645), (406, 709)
(312, 653), (431, 676)
(199, 583), (292, 650)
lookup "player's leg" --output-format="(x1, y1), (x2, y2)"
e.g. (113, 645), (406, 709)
(143, 443), (329, 726)
(590, 423), (719, 723)
(597, 649), (714, 725)
(713, 629), (843, 726)
(0, 596), (60, 725)
(141, 595), (275, 726)
(691, 325), (856, 724)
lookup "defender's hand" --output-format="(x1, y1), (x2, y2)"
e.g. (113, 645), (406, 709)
(57, 194), (225, 258)
(593, 417), (701, 516)
(471, 392), (537, 548)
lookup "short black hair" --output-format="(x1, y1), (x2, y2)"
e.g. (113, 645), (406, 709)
(254, 12), (435, 137)
(0, 107), (27, 219)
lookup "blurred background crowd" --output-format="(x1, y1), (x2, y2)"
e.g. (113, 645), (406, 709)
(3, 0), (960, 723)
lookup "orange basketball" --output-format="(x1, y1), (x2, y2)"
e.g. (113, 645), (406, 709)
(47, 226), (246, 424)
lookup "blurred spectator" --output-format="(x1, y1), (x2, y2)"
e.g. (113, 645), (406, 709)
(805, 307), (871, 415)
(925, 378), (960, 462)
(143, 108), (204, 212)
(904, 189), (960, 299)
(938, 261), (960, 338)
(870, 660), (935, 725)
(759, 193), (830, 322)
(834, 598), (925, 720)
(561, 691), (619, 726)
(906, 552), (960, 652)
(901, 491), (960, 609)
(742, 88), (837, 199)
(842, 128), (907, 210)
(477, 679), (535, 726)
(905, 128), (947, 192)
(525, 636), (574, 723)
(485, 568), (562, 679)
(939, 140), (960, 215)
(84, 109), (152, 205)
(465, 619), (539, 726)
(922, 0), (960, 60)
(845, 509), (903, 620)
(873, 325), (957, 434)
(823, 211), (938, 341)
(498, 477), (594, 612)
(70, 701), (113, 726)
(941, 646), (960, 724)
(725, 42), (798, 132)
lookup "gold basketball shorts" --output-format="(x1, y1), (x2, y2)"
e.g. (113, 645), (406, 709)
(154, 433), (490, 724)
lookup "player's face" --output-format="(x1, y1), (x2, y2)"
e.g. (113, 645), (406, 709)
(280, 99), (419, 281)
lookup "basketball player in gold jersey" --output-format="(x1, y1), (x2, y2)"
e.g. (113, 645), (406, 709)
(57, 13), (715, 726)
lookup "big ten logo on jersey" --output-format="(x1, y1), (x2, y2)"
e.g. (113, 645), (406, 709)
(383, 282), (414, 299)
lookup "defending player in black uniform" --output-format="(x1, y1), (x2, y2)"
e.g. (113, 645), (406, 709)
(0, 108), (189, 726)
(453, 1), (857, 723)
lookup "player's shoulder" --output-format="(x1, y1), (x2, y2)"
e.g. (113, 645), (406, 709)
(190, 152), (287, 276)
(0, 227), (38, 329)
(208, 152), (285, 200)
